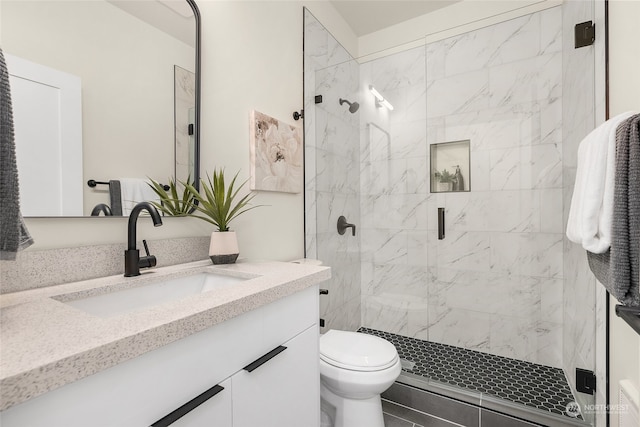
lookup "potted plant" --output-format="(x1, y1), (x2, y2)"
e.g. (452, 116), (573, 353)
(434, 169), (456, 192)
(149, 169), (259, 264)
(148, 176), (196, 217)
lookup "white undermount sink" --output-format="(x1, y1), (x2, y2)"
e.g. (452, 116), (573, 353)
(62, 272), (247, 318)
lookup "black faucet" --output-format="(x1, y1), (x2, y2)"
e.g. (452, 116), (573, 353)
(90, 203), (112, 216)
(124, 202), (163, 277)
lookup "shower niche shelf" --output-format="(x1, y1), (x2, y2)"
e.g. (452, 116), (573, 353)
(430, 140), (470, 193)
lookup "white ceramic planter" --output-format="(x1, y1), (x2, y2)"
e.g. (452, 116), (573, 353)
(437, 181), (452, 192)
(209, 231), (239, 264)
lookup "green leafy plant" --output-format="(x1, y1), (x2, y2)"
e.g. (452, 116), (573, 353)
(150, 169), (260, 232)
(148, 176), (196, 216)
(435, 169), (456, 183)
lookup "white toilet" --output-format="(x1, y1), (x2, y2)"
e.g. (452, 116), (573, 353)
(319, 329), (401, 427)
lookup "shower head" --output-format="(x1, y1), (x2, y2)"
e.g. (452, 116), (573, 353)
(339, 98), (360, 113)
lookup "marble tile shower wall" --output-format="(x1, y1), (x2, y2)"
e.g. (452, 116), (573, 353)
(359, 45), (430, 341)
(304, 10), (361, 333)
(359, 7), (565, 368)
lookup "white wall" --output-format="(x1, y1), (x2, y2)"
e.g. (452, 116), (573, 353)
(194, 0), (357, 262)
(608, 1), (640, 425)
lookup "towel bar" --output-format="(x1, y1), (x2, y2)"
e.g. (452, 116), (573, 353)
(87, 179), (169, 191)
(87, 179), (109, 187)
(615, 305), (640, 335)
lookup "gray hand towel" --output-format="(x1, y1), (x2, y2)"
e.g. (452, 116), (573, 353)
(109, 180), (123, 216)
(587, 113), (640, 307)
(0, 48), (34, 260)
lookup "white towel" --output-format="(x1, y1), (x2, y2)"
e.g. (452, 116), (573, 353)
(119, 178), (159, 215)
(566, 111), (636, 253)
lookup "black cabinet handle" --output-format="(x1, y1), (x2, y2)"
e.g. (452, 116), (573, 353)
(150, 384), (224, 427)
(438, 208), (445, 240)
(243, 346), (287, 373)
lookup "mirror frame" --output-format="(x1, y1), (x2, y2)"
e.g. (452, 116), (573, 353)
(185, 0), (201, 196)
(17, 0), (202, 218)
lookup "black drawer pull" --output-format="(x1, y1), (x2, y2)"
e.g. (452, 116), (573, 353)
(150, 384), (224, 427)
(243, 345), (287, 372)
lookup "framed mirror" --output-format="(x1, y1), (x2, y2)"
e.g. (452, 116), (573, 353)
(0, 0), (201, 217)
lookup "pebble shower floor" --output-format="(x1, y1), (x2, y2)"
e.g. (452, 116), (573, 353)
(358, 327), (581, 420)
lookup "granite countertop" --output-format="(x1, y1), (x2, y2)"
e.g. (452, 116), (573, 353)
(0, 260), (330, 411)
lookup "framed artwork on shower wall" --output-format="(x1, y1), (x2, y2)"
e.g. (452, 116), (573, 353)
(430, 140), (471, 193)
(249, 110), (303, 193)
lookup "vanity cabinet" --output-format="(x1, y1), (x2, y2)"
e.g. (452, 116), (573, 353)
(0, 285), (320, 427)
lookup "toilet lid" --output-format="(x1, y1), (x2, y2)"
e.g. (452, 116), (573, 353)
(320, 330), (399, 372)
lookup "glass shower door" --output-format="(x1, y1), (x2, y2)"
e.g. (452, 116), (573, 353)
(314, 60), (362, 333)
(358, 45), (431, 344)
(304, 10), (362, 333)
(425, 3), (599, 423)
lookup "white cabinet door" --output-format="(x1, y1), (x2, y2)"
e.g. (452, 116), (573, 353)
(155, 378), (232, 427)
(232, 326), (319, 427)
(6, 54), (83, 217)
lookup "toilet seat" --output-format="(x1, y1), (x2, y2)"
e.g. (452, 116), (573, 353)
(320, 330), (399, 372)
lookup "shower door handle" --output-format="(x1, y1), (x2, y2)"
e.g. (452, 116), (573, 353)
(337, 216), (356, 236)
(438, 208), (445, 240)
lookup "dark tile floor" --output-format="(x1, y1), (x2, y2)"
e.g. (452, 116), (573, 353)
(359, 327), (580, 419)
(383, 410), (423, 427)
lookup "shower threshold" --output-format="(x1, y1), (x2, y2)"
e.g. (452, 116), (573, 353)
(358, 328), (591, 427)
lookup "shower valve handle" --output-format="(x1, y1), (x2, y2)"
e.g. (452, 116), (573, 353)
(337, 216), (356, 236)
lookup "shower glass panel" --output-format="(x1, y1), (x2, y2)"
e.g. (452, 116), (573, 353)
(305, 2), (599, 424)
(562, 0), (601, 423)
(425, 7), (565, 366)
(304, 9), (361, 333)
